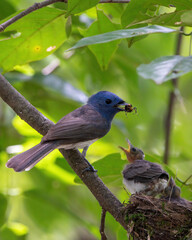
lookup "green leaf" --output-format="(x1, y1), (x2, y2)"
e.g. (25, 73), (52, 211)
(0, 193), (8, 227)
(67, 0), (99, 15)
(132, 9), (192, 28)
(75, 153), (125, 185)
(181, 10), (192, 26)
(93, 153), (124, 177)
(137, 55), (192, 84)
(0, 224), (28, 240)
(67, 25), (176, 52)
(121, 0), (192, 28)
(24, 189), (66, 230)
(117, 227), (129, 240)
(0, 0), (16, 21)
(121, 0), (169, 28)
(0, 7), (67, 72)
(65, 16), (72, 38)
(78, 10), (121, 70)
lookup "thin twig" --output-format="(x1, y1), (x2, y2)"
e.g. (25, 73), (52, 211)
(0, 0), (66, 32)
(0, 73), (127, 230)
(0, 0), (130, 33)
(100, 208), (107, 240)
(163, 27), (184, 164)
(177, 174), (192, 187)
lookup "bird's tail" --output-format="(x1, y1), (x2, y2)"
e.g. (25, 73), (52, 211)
(6, 142), (58, 172)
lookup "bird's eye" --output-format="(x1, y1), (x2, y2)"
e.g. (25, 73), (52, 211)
(105, 99), (112, 104)
(131, 148), (136, 152)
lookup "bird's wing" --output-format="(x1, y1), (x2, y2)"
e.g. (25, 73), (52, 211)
(42, 105), (108, 144)
(123, 160), (169, 183)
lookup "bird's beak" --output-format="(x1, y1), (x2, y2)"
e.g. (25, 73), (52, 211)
(119, 145), (130, 155)
(114, 101), (128, 111)
(119, 139), (132, 154)
(114, 101), (137, 113)
(119, 145), (131, 163)
(126, 139), (132, 152)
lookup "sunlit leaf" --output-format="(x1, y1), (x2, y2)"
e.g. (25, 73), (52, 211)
(67, 0), (99, 15)
(0, 224), (28, 240)
(67, 25), (176, 51)
(137, 55), (192, 84)
(0, 7), (67, 72)
(79, 10), (121, 70)
(12, 115), (42, 137)
(7, 222), (28, 236)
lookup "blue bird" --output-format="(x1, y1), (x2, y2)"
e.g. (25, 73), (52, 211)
(6, 91), (130, 172)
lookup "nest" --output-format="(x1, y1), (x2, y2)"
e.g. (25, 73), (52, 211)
(124, 195), (192, 240)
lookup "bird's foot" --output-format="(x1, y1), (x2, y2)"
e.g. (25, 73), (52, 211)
(82, 146), (89, 158)
(81, 158), (97, 174)
(82, 165), (98, 174)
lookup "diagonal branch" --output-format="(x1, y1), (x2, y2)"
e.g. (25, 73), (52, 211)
(0, 0), (130, 33)
(0, 73), (127, 230)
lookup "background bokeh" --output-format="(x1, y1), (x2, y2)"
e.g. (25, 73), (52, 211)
(0, 1), (192, 239)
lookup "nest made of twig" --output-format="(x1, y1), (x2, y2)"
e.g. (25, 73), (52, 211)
(123, 194), (192, 240)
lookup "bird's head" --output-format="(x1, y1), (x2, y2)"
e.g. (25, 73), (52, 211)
(119, 139), (145, 163)
(173, 185), (181, 198)
(164, 177), (181, 199)
(87, 91), (130, 121)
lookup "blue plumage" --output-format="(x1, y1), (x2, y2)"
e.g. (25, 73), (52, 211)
(88, 91), (126, 122)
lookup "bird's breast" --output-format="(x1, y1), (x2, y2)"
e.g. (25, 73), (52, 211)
(57, 139), (98, 150)
(123, 178), (168, 195)
(123, 179), (147, 194)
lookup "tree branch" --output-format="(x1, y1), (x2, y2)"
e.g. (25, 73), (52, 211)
(0, 0), (130, 33)
(100, 208), (107, 240)
(163, 27), (183, 164)
(0, 73), (127, 230)
(0, 0), (65, 32)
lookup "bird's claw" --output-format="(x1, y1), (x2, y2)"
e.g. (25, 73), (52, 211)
(82, 165), (97, 174)
(81, 157), (97, 174)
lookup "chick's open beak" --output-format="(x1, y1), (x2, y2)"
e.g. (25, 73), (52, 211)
(126, 139), (132, 152)
(119, 145), (131, 163)
(119, 139), (132, 153)
(119, 145), (130, 155)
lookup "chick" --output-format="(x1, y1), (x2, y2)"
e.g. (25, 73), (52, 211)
(162, 177), (192, 208)
(120, 139), (169, 196)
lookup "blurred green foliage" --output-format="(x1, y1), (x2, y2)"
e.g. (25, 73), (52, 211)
(0, 0), (192, 239)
